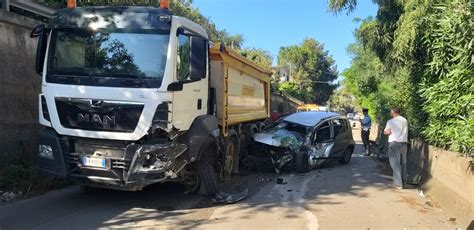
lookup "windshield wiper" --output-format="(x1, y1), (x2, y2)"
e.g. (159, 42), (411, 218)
(52, 74), (96, 85)
(50, 67), (97, 85)
(113, 73), (150, 88)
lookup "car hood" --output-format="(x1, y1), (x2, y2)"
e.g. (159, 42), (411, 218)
(253, 129), (304, 150)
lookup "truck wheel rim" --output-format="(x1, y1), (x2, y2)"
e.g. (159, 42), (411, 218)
(223, 142), (234, 180)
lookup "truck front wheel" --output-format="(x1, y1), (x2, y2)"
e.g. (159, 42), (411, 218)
(194, 137), (220, 196)
(195, 159), (219, 195)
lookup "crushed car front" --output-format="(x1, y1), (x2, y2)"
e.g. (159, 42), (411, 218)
(252, 111), (341, 172)
(252, 118), (311, 171)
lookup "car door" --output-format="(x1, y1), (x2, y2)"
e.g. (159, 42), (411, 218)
(331, 118), (348, 157)
(312, 120), (335, 155)
(342, 118), (355, 147)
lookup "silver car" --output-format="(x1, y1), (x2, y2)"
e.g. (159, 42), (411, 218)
(253, 111), (356, 172)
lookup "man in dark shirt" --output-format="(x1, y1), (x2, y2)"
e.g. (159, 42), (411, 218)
(360, 108), (372, 156)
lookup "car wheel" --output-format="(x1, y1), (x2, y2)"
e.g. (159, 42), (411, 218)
(339, 147), (353, 164)
(295, 152), (311, 173)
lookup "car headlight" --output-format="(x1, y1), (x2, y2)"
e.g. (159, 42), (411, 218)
(39, 145), (54, 160)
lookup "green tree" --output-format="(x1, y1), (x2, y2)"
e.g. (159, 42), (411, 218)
(329, 87), (355, 114)
(330, 0), (473, 154)
(239, 48), (273, 70)
(277, 38), (338, 104)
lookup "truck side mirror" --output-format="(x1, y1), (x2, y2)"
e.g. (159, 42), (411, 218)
(30, 24), (48, 76)
(167, 81), (183, 91)
(189, 36), (207, 80)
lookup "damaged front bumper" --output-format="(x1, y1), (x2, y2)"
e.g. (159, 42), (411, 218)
(252, 129), (335, 171)
(37, 127), (189, 191)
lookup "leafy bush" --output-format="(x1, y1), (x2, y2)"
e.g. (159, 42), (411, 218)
(421, 0), (473, 154)
(0, 161), (70, 196)
(336, 0), (473, 155)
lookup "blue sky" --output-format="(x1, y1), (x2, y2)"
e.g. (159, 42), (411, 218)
(194, 0), (377, 74)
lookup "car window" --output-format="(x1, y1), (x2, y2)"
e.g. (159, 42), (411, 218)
(332, 118), (346, 136)
(315, 121), (332, 142)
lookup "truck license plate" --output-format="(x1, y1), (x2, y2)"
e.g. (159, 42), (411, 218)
(80, 156), (107, 169)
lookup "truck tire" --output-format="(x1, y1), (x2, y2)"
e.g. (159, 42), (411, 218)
(241, 123), (258, 146)
(256, 122), (265, 132)
(195, 158), (219, 195)
(295, 152), (311, 173)
(195, 137), (220, 195)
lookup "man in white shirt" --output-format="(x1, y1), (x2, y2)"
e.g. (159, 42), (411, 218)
(384, 108), (408, 189)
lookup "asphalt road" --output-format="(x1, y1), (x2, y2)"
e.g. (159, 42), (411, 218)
(0, 130), (459, 229)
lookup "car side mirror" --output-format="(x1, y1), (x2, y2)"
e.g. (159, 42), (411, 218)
(30, 24), (48, 76)
(189, 36), (207, 80)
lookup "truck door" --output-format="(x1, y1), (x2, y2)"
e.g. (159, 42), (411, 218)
(171, 32), (208, 131)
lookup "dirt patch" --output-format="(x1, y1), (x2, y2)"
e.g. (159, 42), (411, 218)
(396, 195), (419, 209)
(396, 195), (439, 215)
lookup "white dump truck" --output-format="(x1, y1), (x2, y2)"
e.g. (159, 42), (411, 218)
(32, 3), (271, 194)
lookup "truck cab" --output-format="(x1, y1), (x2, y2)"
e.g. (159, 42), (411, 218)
(33, 6), (271, 194)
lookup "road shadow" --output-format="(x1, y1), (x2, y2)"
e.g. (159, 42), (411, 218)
(205, 142), (394, 220)
(0, 141), (397, 229)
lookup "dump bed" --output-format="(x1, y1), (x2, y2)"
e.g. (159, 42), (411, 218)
(210, 45), (271, 136)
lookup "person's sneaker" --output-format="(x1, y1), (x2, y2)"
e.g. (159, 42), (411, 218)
(390, 184), (403, 189)
(363, 149), (370, 156)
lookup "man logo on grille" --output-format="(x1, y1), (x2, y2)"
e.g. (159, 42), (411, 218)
(78, 114), (116, 125)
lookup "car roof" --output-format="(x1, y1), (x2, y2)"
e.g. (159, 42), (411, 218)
(283, 111), (340, 127)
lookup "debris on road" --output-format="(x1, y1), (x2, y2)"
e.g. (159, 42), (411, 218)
(212, 188), (249, 204)
(424, 201), (433, 208)
(276, 178), (287, 185)
(1, 191), (17, 202)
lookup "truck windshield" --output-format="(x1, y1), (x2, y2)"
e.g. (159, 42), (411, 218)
(46, 28), (169, 88)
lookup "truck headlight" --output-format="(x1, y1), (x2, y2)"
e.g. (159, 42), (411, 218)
(39, 145), (54, 159)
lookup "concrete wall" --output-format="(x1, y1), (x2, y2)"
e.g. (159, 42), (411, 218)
(368, 123), (473, 227)
(408, 140), (474, 228)
(0, 11), (41, 169)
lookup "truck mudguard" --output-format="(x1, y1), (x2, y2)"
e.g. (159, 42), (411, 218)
(186, 115), (219, 161)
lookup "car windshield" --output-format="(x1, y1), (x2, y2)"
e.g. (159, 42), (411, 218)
(269, 121), (308, 136)
(47, 28), (169, 88)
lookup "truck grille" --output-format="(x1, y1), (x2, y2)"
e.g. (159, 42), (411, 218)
(67, 154), (131, 170)
(55, 98), (144, 133)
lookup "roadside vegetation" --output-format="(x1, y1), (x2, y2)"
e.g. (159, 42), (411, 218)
(328, 0), (473, 155)
(0, 158), (70, 200)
